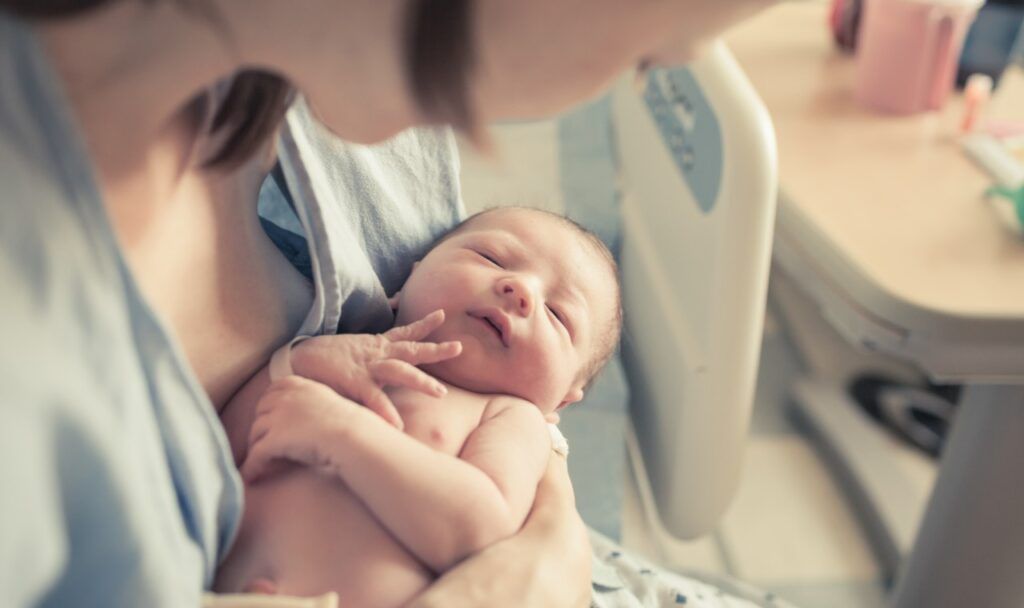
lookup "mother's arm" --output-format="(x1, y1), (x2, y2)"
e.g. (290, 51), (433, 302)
(406, 455), (592, 608)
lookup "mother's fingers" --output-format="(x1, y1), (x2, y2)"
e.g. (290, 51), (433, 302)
(384, 309), (446, 342)
(387, 340), (462, 365)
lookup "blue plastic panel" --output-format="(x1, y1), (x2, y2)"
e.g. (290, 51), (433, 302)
(643, 68), (723, 213)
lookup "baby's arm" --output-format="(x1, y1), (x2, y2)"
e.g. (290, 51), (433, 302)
(241, 379), (552, 573)
(335, 398), (551, 573)
(457, 400), (555, 529)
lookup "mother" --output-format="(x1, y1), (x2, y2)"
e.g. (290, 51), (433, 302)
(0, 0), (773, 606)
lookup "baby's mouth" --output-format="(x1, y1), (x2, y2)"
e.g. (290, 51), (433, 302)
(482, 316), (506, 346)
(470, 311), (509, 347)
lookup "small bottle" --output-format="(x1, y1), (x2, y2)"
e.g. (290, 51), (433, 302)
(960, 73), (994, 134)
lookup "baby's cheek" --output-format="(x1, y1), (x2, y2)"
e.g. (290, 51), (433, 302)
(517, 347), (570, 403)
(427, 329), (461, 361)
(397, 272), (449, 318)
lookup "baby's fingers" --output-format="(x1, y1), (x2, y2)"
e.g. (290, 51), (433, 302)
(370, 359), (447, 398)
(357, 384), (405, 431)
(383, 309), (445, 342)
(240, 439), (276, 484)
(387, 340), (462, 366)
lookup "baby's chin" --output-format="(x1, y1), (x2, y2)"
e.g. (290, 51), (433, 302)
(421, 358), (562, 413)
(420, 358), (504, 396)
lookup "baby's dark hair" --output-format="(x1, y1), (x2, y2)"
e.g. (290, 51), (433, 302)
(434, 207), (623, 387)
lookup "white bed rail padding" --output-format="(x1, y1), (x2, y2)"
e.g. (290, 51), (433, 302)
(612, 41), (777, 538)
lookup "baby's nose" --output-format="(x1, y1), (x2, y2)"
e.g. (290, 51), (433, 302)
(499, 278), (534, 316)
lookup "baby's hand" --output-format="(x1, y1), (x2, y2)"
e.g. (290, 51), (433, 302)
(240, 375), (356, 483)
(291, 310), (461, 430)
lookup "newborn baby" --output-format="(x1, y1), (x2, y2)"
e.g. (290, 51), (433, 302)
(214, 207), (622, 607)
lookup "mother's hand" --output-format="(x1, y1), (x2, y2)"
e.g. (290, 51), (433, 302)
(405, 455), (592, 608)
(291, 310), (461, 429)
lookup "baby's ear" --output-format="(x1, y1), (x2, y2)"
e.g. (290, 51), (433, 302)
(554, 385), (585, 419)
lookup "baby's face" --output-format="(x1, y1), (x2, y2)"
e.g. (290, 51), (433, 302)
(394, 209), (617, 415)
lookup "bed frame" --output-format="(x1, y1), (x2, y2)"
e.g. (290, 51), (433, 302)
(612, 42), (778, 539)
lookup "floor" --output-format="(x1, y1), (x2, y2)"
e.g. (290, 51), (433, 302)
(618, 315), (890, 608)
(455, 112), (939, 607)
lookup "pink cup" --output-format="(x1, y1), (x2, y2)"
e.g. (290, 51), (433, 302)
(855, 0), (982, 114)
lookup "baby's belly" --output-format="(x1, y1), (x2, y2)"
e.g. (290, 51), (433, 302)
(216, 466), (432, 608)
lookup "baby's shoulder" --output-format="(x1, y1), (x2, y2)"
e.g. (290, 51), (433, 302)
(479, 394), (544, 424)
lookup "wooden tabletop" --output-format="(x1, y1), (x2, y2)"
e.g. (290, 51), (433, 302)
(724, 2), (1024, 322)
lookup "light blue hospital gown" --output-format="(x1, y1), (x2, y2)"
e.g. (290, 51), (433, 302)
(0, 13), (242, 608)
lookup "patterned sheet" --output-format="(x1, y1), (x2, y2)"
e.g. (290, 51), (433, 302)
(589, 532), (800, 608)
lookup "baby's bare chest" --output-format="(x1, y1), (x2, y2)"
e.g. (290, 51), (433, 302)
(387, 387), (491, 456)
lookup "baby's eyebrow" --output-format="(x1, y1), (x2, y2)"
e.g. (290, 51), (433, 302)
(470, 230), (520, 252)
(491, 230), (523, 250)
(558, 285), (589, 341)
(565, 284), (587, 311)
